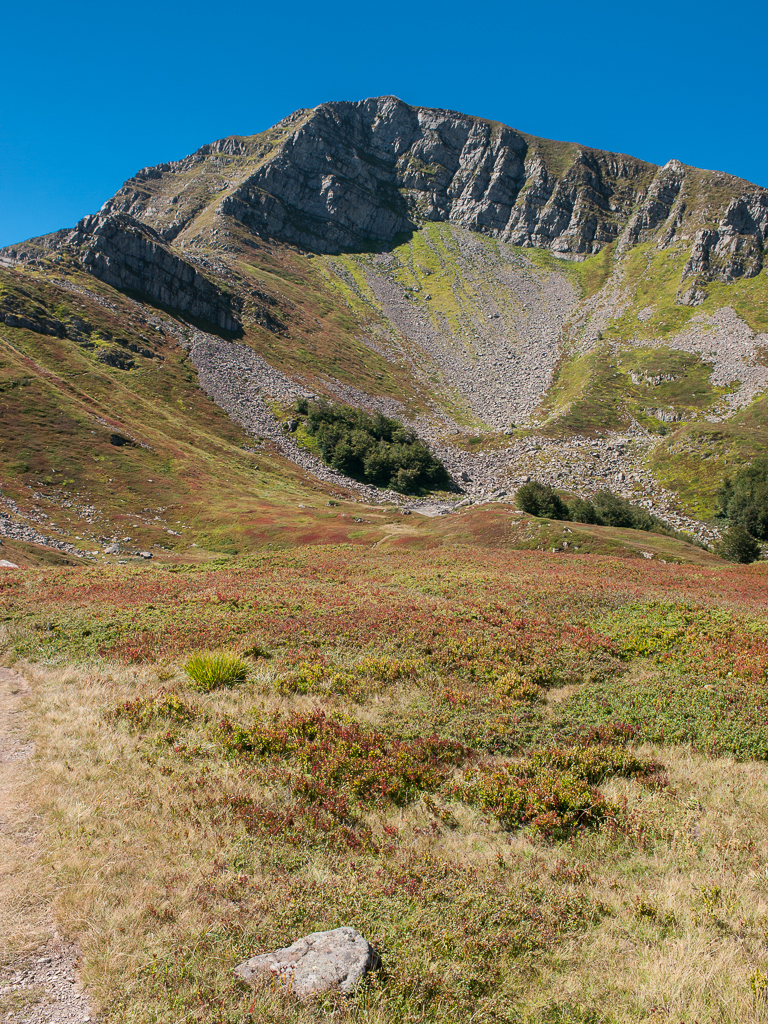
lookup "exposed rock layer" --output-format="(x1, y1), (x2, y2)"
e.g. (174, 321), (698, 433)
(4, 97), (768, 321)
(89, 97), (768, 274)
(64, 213), (241, 332)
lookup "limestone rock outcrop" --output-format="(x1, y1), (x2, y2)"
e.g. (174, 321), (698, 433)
(84, 97), (768, 278)
(3, 96), (767, 318)
(64, 213), (241, 332)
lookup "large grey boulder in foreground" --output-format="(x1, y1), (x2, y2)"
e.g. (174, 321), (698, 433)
(234, 926), (379, 1000)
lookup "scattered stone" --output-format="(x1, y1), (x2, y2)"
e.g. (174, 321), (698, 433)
(235, 926), (379, 1001)
(0, 559), (19, 568)
(138, 550), (153, 559)
(105, 544), (120, 555)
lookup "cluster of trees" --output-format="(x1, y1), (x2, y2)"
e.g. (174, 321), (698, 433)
(717, 459), (768, 539)
(296, 399), (450, 494)
(515, 481), (668, 533)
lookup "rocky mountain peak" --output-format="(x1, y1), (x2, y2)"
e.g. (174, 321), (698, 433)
(3, 97), (767, 329)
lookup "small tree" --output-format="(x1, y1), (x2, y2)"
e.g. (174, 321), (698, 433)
(717, 525), (761, 564)
(591, 490), (635, 529)
(516, 481), (569, 519)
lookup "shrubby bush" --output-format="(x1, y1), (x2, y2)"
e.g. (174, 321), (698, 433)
(716, 524), (761, 564)
(516, 481), (675, 535)
(586, 490), (658, 531)
(565, 497), (599, 524)
(296, 398), (450, 494)
(515, 481), (569, 519)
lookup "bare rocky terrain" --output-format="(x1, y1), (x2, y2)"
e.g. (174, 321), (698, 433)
(356, 228), (578, 429)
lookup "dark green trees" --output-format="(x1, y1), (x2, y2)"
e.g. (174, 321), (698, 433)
(298, 399), (451, 494)
(515, 482), (667, 532)
(515, 482), (569, 519)
(717, 459), (768, 540)
(716, 524), (761, 564)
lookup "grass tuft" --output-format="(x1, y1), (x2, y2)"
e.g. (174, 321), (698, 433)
(184, 651), (248, 691)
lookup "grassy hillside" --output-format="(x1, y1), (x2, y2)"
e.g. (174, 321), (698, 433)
(4, 202), (768, 540)
(6, 104), (768, 1024)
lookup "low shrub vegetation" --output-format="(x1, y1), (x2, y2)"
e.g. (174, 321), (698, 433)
(6, 548), (768, 1022)
(459, 741), (661, 840)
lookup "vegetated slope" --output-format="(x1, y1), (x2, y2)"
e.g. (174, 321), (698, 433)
(0, 263), (412, 560)
(3, 95), (768, 546)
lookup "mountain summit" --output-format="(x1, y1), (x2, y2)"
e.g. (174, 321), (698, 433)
(6, 97), (768, 322)
(2, 97), (768, 558)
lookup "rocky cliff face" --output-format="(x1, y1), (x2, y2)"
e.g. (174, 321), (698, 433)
(64, 213), (241, 332)
(4, 96), (767, 321)
(89, 97), (768, 276)
(100, 97), (661, 257)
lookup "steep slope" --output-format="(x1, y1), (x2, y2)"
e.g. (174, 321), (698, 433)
(3, 96), (768, 550)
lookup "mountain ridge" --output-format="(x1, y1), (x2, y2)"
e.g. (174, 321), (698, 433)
(2, 96), (768, 561)
(6, 96), (767, 295)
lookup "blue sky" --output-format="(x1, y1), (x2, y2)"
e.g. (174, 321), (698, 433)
(2, 0), (766, 247)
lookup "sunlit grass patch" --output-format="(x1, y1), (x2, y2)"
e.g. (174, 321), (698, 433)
(184, 651), (248, 691)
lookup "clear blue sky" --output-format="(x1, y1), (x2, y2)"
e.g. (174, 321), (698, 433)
(2, 0), (766, 248)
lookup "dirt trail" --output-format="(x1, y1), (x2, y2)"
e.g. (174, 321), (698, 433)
(0, 667), (95, 1024)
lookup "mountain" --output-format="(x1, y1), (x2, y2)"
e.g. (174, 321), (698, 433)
(2, 96), (768, 561)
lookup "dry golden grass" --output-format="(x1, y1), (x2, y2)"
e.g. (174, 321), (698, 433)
(4, 656), (768, 1023)
(0, 667), (54, 960)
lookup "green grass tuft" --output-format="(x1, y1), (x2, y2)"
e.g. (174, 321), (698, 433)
(184, 651), (248, 691)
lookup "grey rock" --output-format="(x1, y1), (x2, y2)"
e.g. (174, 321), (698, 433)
(64, 213), (241, 332)
(96, 347), (134, 370)
(234, 926), (378, 1000)
(0, 307), (66, 337)
(206, 97), (650, 257)
(138, 550), (153, 559)
(104, 544), (120, 555)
